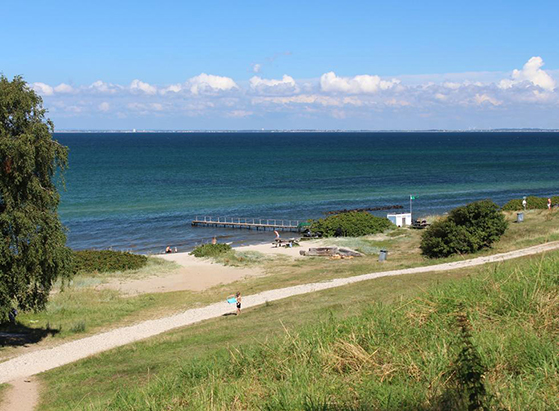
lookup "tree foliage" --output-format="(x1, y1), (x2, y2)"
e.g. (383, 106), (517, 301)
(310, 211), (394, 237)
(420, 200), (507, 258)
(0, 75), (73, 320)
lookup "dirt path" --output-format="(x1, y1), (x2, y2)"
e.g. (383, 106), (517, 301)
(0, 377), (39, 411)
(1, 241), (558, 410)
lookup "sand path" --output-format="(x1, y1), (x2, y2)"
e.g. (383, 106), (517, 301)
(0, 377), (39, 411)
(97, 242), (315, 295)
(2, 240), (558, 410)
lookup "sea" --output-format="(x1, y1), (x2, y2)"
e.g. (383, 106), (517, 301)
(55, 132), (559, 254)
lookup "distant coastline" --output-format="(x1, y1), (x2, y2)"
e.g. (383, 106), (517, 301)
(54, 128), (559, 134)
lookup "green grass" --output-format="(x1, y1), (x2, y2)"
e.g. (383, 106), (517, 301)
(4, 209), (558, 358)
(0, 384), (9, 407)
(207, 249), (276, 267)
(38, 250), (559, 410)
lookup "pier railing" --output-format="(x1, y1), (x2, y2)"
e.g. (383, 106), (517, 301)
(192, 216), (301, 231)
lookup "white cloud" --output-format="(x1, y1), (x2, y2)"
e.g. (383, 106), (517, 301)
(249, 75), (298, 94)
(89, 80), (119, 94)
(26, 56), (559, 128)
(474, 93), (502, 106)
(251, 63), (261, 73)
(253, 94), (346, 107)
(188, 73), (238, 95)
(499, 57), (555, 91)
(160, 84), (183, 95)
(98, 102), (110, 112)
(54, 83), (74, 93)
(320, 72), (400, 94)
(130, 79), (157, 95)
(32, 82), (54, 96)
(226, 110), (253, 118)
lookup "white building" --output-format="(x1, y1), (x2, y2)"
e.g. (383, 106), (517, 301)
(387, 212), (412, 227)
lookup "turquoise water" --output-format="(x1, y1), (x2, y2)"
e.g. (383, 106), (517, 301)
(55, 132), (559, 253)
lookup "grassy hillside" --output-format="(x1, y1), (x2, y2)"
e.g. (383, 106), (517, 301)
(2, 209), (557, 357)
(38, 250), (559, 410)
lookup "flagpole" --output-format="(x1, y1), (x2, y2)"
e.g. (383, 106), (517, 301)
(410, 195), (412, 219)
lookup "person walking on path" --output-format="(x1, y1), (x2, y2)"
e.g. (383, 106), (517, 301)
(235, 292), (242, 315)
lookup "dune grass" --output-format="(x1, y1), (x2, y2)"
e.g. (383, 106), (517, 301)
(37, 250), (559, 410)
(2, 209), (557, 358)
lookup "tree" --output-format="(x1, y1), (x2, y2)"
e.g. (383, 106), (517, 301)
(420, 200), (507, 258)
(0, 75), (73, 320)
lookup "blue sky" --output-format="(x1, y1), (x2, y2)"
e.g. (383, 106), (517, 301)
(2, 0), (559, 130)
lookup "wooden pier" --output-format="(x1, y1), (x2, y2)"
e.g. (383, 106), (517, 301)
(191, 216), (302, 232)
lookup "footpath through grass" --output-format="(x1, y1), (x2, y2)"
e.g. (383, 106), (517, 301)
(2, 209), (558, 357)
(38, 250), (559, 410)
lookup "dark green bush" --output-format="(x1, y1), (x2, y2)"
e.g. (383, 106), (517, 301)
(73, 250), (148, 274)
(502, 195), (559, 211)
(310, 211), (394, 237)
(420, 200), (507, 258)
(190, 243), (232, 258)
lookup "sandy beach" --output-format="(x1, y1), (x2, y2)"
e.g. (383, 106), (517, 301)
(97, 239), (325, 295)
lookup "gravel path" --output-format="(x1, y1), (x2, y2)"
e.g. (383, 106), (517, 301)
(1, 241), (558, 392)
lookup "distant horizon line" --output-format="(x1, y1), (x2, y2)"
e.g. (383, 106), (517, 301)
(54, 128), (559, 133)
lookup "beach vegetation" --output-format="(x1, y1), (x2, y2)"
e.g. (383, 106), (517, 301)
(73, 250), (148, 274)
(502, 195), (559, 211)
(0, 75), (73, 321)
(311, 211), (394, 237)
(38, 250), (559, 410)
(190, 243), (232, 258)
(421, 200), (507, 258)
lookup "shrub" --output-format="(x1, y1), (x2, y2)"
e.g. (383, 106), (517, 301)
(190, 243), (232, 258)
(502, 195), (559, 211)
(420, 200), (507, 258)
(73, 250), (148, 274)
(310, 211), (394, 237)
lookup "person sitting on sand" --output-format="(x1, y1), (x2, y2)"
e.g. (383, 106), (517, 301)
(165, 246), (172, 253)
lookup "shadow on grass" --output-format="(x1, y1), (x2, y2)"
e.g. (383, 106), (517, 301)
(0, 322), (59, 347)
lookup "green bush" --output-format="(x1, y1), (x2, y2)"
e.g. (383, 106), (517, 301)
(73, 250), (148, 274)
(420, 200), (507, 258)
(310, 211), (394, 237)
(189, 243), (232, 258)
(502, 195), (559, 211)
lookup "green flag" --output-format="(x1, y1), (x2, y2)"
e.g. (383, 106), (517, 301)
(410, 195), (416, 200)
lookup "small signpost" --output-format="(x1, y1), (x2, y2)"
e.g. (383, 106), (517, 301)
(410, 195), (416, 219)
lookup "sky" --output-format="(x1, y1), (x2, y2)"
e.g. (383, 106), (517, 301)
(2, 0), (559, 130)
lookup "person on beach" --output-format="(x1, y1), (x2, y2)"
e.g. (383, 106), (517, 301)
(274, 230), (280, 239)
(548, 198), (552, 210)
(165, 246), (172, 253)
(522, 197), (527, 210)
(235, 292), (242, 315)
(212, 236), (217, 245)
